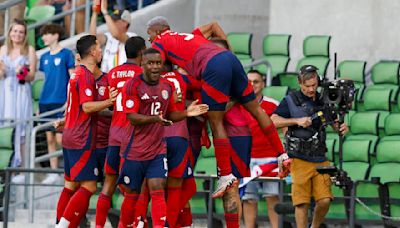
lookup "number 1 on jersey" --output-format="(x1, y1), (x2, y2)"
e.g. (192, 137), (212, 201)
(116, 81), (126, 111)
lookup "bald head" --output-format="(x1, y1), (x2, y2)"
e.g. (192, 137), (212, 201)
(147, 16), (171, 42)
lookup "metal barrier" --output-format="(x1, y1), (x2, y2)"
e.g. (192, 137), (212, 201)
(243, 59), (273, 86)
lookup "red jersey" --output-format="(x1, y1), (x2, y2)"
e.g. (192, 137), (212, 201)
(224, 103), (251, 137)
(122, 75), (177, 161)
(152, 29), (225, 79)
(62, 65), (96, 149)
(246, 96), (280, 158)
(107, 63), (143, 146)
(95, 73), (111, 149)
(162, 70), (192, 139)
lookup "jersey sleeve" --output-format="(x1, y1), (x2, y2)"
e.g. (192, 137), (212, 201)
(192, 28), (204, 37)
(78, 69), (95, 105)
(39, 55), (44, 72)
(122, 80), (140, 113)
(66, 49), (75, 69)
(273, 97), (290, 118)
(152, 41), (166, 62)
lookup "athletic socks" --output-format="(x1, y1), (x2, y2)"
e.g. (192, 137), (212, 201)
(179, 178), (197, 209)
(177, 206), (192, 227)
(150, 189), (167, 228)
(224, 213), (239, 228)
(166, 186), (182, 228)
(119, 193), (139, 227)
(135, 185), (150, 226)
(56, 187), (75, 223)
(262, 124), (284, 154)
(60, 187), (93, 228)
(95, 193), (112, 227)
(213, 138), (232, 176)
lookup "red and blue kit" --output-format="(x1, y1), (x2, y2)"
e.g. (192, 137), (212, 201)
(105, 63), (143, 174)
(62, 65), (99, 181)
(118, 75), (177, 190)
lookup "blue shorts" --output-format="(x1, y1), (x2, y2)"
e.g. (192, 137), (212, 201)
(166, 137), (193, 178)
(63, 147), (101, 182)
(105, 146), (121, 175)
(201, 51), (256, 111)
(229, 136), (252, 178)
(117, 154), (168, 191)
(39, 103), (65, 131)
(94, 147), (107, 182)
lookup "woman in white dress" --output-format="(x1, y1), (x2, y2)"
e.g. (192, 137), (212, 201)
(0, 19), (37, 183)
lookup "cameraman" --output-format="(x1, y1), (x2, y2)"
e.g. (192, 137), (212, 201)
(270, 65), (348, 228)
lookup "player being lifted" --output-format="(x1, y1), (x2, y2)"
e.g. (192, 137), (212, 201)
(56, 35), (117, 228)
(95, 36), (146, 228)
(117, 48), (208, 228)
(147, 17), (287, 227)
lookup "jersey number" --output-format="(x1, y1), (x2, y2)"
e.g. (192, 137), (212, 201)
(170, 32), (194, 41)
(116, 81), (126, 111)
(166, 78), (182, 94)
(151, 102), (161, 115)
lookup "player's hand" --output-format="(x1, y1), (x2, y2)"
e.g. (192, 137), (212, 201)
(101, 0), (108, 15)
(108, 86), (118, 103)
(53, 118), (65, 132)
(186, 100), (209, 117)
(157, 111), (173, 126)
(297, 117), (312, 128)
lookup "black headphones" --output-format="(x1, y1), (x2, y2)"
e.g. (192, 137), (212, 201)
(298, 65), (323, 85)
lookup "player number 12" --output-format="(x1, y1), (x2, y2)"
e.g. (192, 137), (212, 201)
(151, 102), (161, 115)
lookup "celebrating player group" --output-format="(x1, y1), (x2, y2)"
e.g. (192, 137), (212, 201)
(54, 15), (288, 228)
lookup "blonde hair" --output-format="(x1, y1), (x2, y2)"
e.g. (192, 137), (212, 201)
(6, 19), (29, 56)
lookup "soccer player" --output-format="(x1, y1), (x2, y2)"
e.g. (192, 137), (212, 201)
(95, 36), (146, 228)
(117, 48), (208, 228)
(146, 17), (286, 204)
(56, 35), (118, 228)
(241, 70), (281, 228)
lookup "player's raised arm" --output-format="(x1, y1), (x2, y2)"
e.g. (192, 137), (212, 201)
(198, 21), (227, 40)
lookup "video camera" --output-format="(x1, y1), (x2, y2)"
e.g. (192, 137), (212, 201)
(316, 166), (353, 189)
(320, 79), (356, 113)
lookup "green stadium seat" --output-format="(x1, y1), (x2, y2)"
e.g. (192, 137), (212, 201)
(353, 182), (382, 223)
(256, 34), (291, 77)
(276, 72), (299, 90)
(369, 61), (400, 102)
(342, 139), (371, 180)
(31, 79), (44, 115)
(0, 127), (14, 169)
(363, 88), (392, 129)
(386, 182), (400, 224)
(262, 86), (288, 102)
(337, 60), (366, 103)
(381, 114), (400, 141)
(24, 5), (56, 48)
(297, 35), (331, 77)
(346, 112), (379, 153)
(227, 32), (252, 59)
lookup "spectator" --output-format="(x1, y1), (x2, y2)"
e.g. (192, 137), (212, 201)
(38, 24), (75, 184)
(90, 0), (136, 73)
(0, 19), (37, 183)
(0, 0), (26, 38)
(241, 70), (281, 228)
(63, 0), (87, 36)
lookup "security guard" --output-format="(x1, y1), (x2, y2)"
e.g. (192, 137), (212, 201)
(271, 65), (348, 228)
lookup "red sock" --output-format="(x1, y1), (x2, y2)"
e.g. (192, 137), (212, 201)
(167, 186), (182, 228)
(263, 124), (284, 154)
(135, 185), (150, 225)
(95, 193), (112, 227)
(179, 178), (197, 209)
(177, 206), (192, 227)
(62, 187), (93, 226)
(150, 189), (167, 227)
(224, 213), (239, 228)
(56, 187), (75, 223)
(119, 193), (139, 227)
(213, 138), (232, 176)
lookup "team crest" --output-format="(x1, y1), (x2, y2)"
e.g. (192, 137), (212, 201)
(98, 86), (106, 96)
(126, 99), (134, 108)
(85, 88), (92, 96)
(54, 58), (61, 66)
(44, 59), (48, 65)
(161, 90), (169, 100)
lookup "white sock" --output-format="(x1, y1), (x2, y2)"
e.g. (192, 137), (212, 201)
(56, 217), (70, 228)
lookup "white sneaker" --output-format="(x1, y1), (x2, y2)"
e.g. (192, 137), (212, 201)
(42, 173), (60, 184)
(11, 174), (25, 184)
(212, 174), (238, 198)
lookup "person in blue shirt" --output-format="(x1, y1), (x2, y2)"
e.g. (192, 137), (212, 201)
(39, 24), (75, 184)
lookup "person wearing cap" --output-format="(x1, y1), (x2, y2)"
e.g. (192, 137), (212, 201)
(90, 0), (136, 73)
(271, 65), (348, 228)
